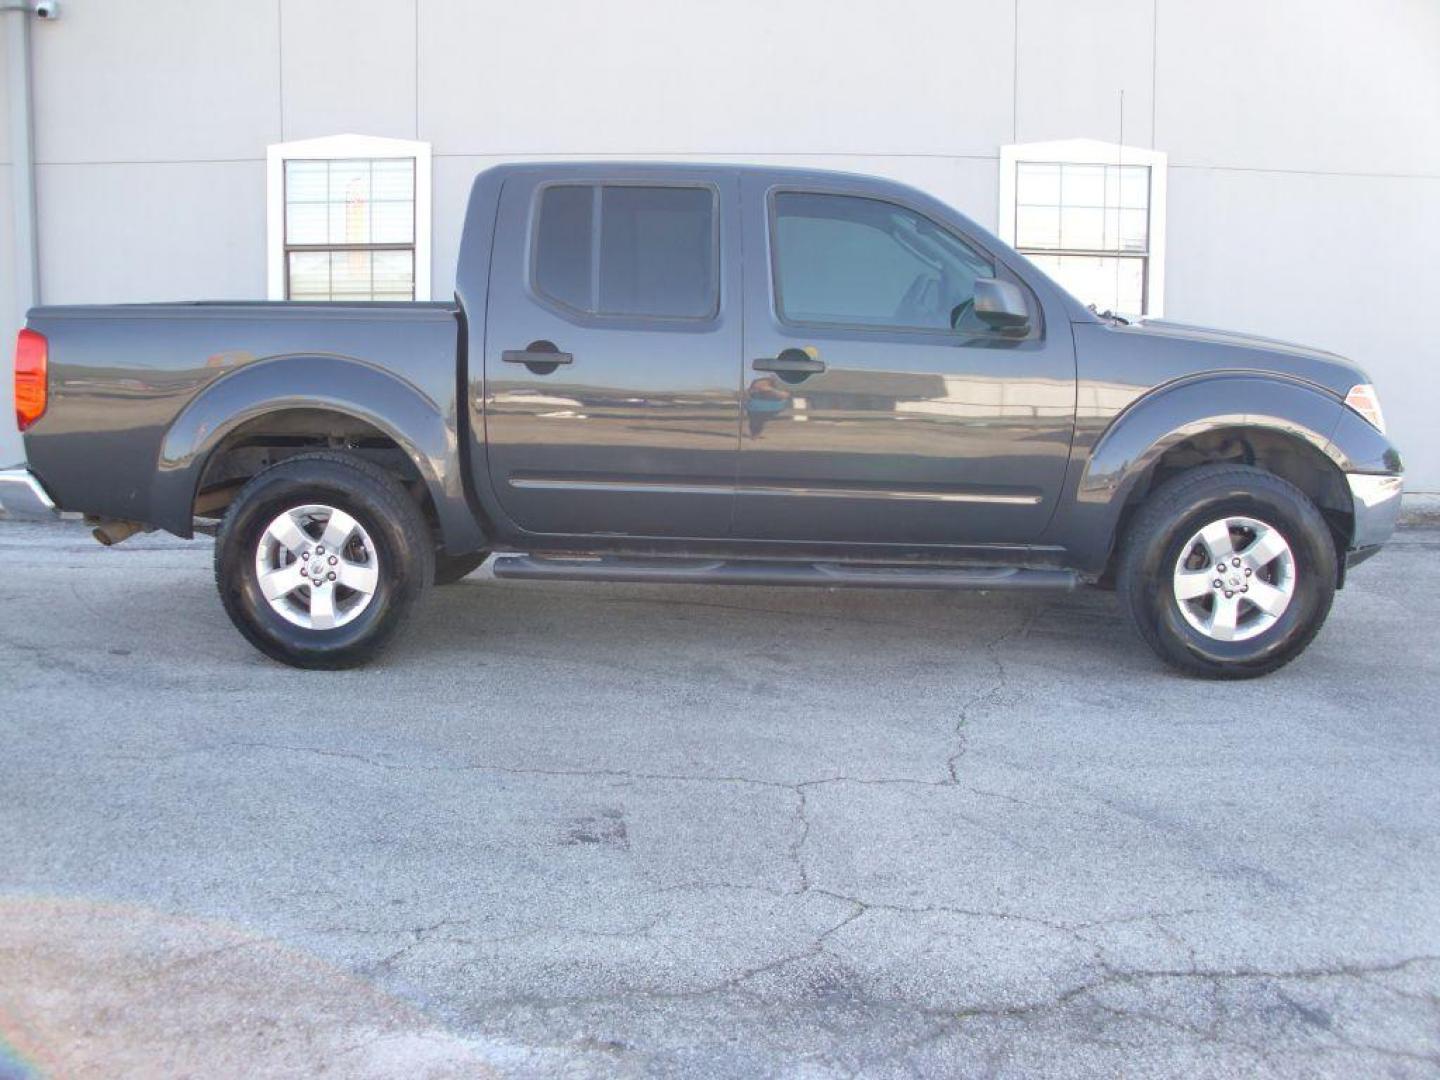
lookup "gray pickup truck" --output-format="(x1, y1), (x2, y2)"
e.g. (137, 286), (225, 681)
(1, 163), (1403, 676)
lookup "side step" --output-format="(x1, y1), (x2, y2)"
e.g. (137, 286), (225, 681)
(491, 554), (1076, 591)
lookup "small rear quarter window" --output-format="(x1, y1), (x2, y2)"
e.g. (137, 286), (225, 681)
(534, 185), (594, 312)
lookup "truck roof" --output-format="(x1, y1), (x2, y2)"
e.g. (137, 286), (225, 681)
(473, 159), (934, 190)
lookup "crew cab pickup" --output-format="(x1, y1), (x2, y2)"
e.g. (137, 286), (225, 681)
(1, 163), (1404, 676)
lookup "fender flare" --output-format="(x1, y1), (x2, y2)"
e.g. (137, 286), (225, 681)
(152, 354), (486, 554)
(1054, 374), (1351, 572)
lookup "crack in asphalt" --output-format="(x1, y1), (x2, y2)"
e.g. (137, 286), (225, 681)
(945, 607), (1039, 784)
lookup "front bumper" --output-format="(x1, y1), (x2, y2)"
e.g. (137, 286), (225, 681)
(1347, 472), (1403, 553)
(0, 467), (60, 520)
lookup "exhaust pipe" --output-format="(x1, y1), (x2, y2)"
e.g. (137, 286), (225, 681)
(89, 519), (145, 546)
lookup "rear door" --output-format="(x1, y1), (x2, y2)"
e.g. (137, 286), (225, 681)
(484, 171), (742, 538)
(735, 177), (1076, 546)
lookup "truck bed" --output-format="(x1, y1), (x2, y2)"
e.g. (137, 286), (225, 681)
(23, 300), (464, 537)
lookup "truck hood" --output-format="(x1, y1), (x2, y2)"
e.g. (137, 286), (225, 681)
(1121, 318), (1368, 398)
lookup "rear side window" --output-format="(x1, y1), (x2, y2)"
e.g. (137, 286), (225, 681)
(533, 184), (717, 319)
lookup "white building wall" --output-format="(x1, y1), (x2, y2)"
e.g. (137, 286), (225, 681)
(0, 14), (19, 460)
(1156, 0), (1440, 485)
(3, 0), (1438, 489)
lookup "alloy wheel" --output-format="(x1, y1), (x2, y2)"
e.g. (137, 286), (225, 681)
(253, 504), (380, 630)
(1172, 515), (1296, 642)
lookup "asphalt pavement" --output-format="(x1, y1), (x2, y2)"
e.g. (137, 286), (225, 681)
(1, 518), (1437, 1078)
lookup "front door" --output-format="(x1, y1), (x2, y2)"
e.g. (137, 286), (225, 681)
(485, 172), (741, 538)
(735, 179), (1075, 547)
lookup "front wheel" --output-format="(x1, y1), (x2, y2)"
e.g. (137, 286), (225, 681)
(214, 453), (434, 669)
(1117, 464), (1337, 679)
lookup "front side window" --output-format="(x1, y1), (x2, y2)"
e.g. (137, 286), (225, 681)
(283, 157), (416, 301)
(533, 185), (717, 319)
(772, 193), (992, 332)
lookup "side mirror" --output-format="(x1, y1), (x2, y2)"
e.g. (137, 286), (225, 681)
(972, 278), (1030, 333)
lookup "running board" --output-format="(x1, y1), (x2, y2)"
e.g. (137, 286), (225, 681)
(491, 555), (1076, 591)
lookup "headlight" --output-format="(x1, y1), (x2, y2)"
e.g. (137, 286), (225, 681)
(1344, 383), (1386, 434)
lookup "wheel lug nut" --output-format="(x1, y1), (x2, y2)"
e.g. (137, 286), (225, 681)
(1216, 564), (1225, 573)
(1242, 586), (1249, 593)
(1224, 590), (1233, 598)
(328, 556), (338, 565)
(1244, 567), (1252, 576)
(316, 546), (325, 556)
(1213, 579), (1223, 589)
(327, 571), (337, 581)
(1231, 558), (1241, 567)
(300, 567), (308, 576)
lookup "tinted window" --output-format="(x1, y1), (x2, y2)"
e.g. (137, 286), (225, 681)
(535, 185), (594, 311)
(599, 187), (715, 317)
(773, 192), (992, 332)
(533, 184), (717, 318)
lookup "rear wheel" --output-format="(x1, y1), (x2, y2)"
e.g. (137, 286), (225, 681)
(1117, 464), (1336, 679)
(215, 453), (433, 669)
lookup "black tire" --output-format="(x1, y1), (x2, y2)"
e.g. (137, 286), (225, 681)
(1117, 464), (1337, 679)
(433, 550), (489, 586)
(214, 452), (434, 669)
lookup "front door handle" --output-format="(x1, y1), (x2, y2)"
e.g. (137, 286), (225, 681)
(753, 348), (824, 377)
(503, 340), (574, 371)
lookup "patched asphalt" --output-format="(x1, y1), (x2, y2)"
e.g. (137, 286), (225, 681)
(1, 518), (1437, 1077)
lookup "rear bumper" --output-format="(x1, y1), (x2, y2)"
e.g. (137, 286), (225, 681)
(1347, 472), (1403, 551)
(0, 467), (60, 520)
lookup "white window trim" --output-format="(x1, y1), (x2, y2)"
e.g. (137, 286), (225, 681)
(266, 133), (432, 301)
(998, 138), (1167, 318)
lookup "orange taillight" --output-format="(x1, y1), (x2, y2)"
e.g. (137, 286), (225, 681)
(15, 328), (47, 431)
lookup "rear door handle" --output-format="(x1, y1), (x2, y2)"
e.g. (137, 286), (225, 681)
(503, 340), (574, 368)
(753, 348), (824, 376)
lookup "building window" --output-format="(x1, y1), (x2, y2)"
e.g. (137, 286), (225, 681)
(999, 139), (1166, 318)
(284, 158), (415, 300)
(266, 134), (431, 301)
(532, 184), (718, 319)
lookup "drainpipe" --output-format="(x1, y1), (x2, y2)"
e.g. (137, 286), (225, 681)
(3, 1), (41, 313)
